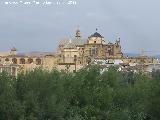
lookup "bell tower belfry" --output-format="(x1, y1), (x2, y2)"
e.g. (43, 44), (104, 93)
(10, 47), (17, 56)
(75, 26), (81, 39)
(116, 33), (121, 45)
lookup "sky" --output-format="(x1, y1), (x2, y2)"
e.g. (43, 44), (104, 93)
(0, 0), (160, 55)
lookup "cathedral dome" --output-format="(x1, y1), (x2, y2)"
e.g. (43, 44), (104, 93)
(59, 38), (70, 46)
(64, 43), (76, 49)
(64, 39), (76, 49)
(90, 32), (104, 38)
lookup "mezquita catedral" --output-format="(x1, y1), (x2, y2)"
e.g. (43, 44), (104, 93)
(0, 29), (159, 76)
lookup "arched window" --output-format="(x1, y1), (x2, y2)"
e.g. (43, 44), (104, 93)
(36, 58), (41, 65)
(20, 58), (25, 64)
(12, 58), (17, 64)
(28, 58), (33, 64)
(5, 58), (9, 62)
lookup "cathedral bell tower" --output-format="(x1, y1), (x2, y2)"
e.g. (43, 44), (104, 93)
(10, 47), (17, 56)
(75, 29), (81, 39)
(115, 33), (121, 45)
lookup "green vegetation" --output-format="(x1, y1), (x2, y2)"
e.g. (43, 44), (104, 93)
(0, 65), (160, 120)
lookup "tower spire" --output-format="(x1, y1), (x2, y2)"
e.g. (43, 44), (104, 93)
(116, 32), (120, 41)
(75, 26), (81, 38)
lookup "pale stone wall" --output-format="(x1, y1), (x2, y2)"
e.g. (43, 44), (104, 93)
(113, 43), (123, 58)
(88, 37), (105, 44)
(60, 49), (79, 63)
(42, 56), (58, 71)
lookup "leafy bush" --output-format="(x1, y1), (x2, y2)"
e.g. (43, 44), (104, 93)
(0, 66), (159, 120)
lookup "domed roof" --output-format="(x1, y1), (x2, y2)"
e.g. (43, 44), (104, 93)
(11, 47), (17, 51)
(72, 38), (86, 45)
(59, 38), (70, 46)
(64, 39), (76, 49)
(60, 37), (86, 47)
(64, 43), (76, 49)
(90, 32), (104, 38)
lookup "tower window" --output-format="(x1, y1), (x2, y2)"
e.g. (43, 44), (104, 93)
(94, 41), (96, 44)
(12, 58), (17, 64)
